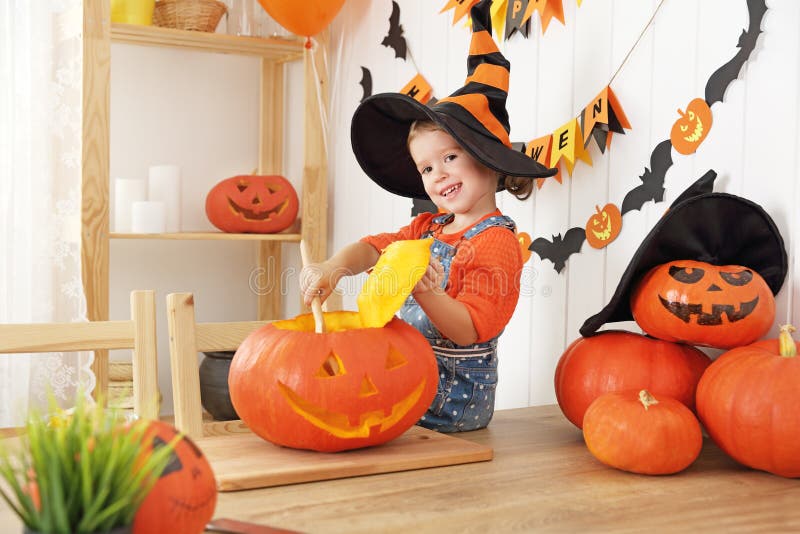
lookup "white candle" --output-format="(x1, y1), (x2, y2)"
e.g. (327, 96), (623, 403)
(113, 178), (147, 233)
(148, 165), (181, 232)
(131, 201), (167, 234)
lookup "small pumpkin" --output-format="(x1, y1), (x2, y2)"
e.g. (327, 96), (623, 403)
(133, 421), (217, 534)
(583, 389), (703, 475)
(585, 203), (622, 249)
(554, 331), (710, 429)
(631, 259), (775, 349)
(696, 325), (800, 478)
(205, 174), (299, 233)
(670, 98), (713, 155)
(229, 313), (438, 452)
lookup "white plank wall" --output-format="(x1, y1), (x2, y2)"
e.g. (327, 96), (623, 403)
(326, 0), (800, 409)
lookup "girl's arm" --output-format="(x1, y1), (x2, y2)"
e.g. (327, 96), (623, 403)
(412, 261), (479, 346)
(300, 241), (380, 307)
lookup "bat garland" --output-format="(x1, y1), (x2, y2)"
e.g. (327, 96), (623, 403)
(530, 0), (767, 274)
(381, 1), (407, 60)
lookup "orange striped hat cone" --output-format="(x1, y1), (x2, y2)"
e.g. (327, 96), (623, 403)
(351, 0), (557, 200)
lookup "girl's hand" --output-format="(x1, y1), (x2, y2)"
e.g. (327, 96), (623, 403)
(300, 262), (338, 307)
(412, 258), (445, 295)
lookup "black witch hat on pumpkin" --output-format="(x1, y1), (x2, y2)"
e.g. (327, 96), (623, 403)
(351, 0), (558, 200)
(579, 170), (788, 337)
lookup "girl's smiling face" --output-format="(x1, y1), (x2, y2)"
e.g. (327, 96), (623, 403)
(409, 127), (497, 226)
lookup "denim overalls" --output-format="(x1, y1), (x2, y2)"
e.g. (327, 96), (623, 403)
(397, 213), (516, 432)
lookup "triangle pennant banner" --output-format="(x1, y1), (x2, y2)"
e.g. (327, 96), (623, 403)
(400, 73), (433, 104)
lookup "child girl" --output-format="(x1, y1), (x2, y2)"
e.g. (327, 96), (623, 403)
(300, 0), (556, 432)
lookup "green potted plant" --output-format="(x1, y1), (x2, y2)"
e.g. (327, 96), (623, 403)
(0, 395), (178, 534)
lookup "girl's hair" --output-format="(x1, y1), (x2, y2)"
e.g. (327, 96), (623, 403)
(407, 120), (534, 201)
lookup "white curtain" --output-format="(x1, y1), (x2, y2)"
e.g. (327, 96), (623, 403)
(0, 0), (91, 426)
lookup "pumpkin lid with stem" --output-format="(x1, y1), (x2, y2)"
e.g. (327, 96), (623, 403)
(580, 170), (787, 337)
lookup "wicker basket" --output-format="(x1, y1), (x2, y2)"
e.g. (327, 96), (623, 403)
(153, 0), (227, 32)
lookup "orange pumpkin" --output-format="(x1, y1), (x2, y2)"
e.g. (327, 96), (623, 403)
(696, 325), (800, 478)
(631, 260), (774, 349)
(205, 174), (298, 234)
(583, 389), (703, 475)
(670, 98), (713, 155)
(133, 421), (217, 534)
(554, 331), (710, 429)
(585, 203), (622, 249)
(228, 312), (438, 452)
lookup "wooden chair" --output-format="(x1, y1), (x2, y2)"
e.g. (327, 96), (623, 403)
(166, 292), (269, 440)
(0, 290), (160, 421)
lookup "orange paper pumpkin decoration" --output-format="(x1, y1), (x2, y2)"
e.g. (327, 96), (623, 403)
(256, 0), (345, 39)
(631, 260), (775, 349)
(670, 98), (713, 155)
(554, 330), (710, 429)
(583, 389), (703, 475)
(228, 312), (438, 452)
(517, 231), (532, 263)
(205, 175), (298, 234)
(133, 421), (217, 534)
(585, 203), (622, 249)
(696, 325), (800, 478)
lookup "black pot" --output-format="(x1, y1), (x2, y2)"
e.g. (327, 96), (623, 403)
(199, 351), (239, 421)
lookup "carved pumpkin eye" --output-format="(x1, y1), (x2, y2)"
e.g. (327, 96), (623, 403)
(237, 183), (248, 192)
(680, 124), (688, 132)
(316, 352), (346, 377)
(385, 345), (407, 369)
(669, 265), (705, 284)
(720, 269), (753, 286)
(688, 111), (696, 121)
(266, 184), (281, 193)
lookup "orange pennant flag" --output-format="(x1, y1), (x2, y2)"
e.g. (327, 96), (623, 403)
(400, 74), (432, 104)
(442, 0), (480, 25)
(607, 86), (631, 129)
(540, 0), (564, 33)
(582, 87), (610, 144)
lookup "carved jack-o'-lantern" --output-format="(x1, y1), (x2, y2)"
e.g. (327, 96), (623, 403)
(133, 421), (217, 534)
(670, 98), (713, 155)
(631, 259), (775, 349)
(229, 312), (438, 452)
(585, 203), (622, 249)
(205, 175), (298, 233)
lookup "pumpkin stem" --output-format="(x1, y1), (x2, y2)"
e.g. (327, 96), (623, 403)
(595, 205), (602, 215)
(638, 390), (659, 411)
(779, 324), (797, 357)
(677, 108), (686, 117)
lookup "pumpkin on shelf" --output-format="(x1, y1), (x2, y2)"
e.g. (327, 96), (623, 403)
(205, 174), (299, 234)
(630, 259), (775, 349)
(583, 389), (703, 475)
(554, 330), (710, 429)
(696, 325), (800, 478)
(670, 98), (713, 155)
(133, 420), (217, 534)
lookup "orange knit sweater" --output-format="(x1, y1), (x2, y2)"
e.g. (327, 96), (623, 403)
(361, 210), (523, 343)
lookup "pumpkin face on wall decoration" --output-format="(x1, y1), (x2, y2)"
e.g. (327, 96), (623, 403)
(631, 259), (775, 349)
(205, 174), (299, 233)
(133, 421), (217, 534)
(585, 203), (622, 249)
(229, 312), (438, 452)
(670, 98), (713, 155)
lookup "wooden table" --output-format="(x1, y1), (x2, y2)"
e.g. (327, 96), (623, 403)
(2, 405), (800, 532)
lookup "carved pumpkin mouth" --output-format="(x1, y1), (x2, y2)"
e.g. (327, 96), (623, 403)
(591, 218), (612, 241)
(658, 295), (759, 325)
(681, 115), (704, 142)
(228, 198), (289, 221)
(278, 380), (427, 439)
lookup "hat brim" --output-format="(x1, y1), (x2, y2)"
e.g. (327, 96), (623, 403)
(579, 192), (788, 337)
(351, 93), (558, 200)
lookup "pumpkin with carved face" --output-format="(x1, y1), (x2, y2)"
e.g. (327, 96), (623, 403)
(133, 421), (217, 534)
(205, 174), (298, 233)
(585, 203), (622, 249)
(670, 98), (713, 155)
(228, 312), (438, 452)
(631, 260), (775, 349)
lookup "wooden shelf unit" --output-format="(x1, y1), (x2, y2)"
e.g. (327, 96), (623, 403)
(81, 3), (328, 397)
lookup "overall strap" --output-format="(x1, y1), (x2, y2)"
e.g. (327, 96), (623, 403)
(463, 215), (516, 240)
(421, 213), (455, 238)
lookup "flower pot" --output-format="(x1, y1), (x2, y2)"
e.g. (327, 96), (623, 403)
(199, 351), (239, 420)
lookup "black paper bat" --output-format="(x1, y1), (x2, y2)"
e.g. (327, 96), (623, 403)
(381, 1), (407, 60)
(359, 66), (372, 103)
(411, 198), (438, 217)
(620, 139), (674, 215)
(530, 227), (586, 274)
(704, 0), (767, 106)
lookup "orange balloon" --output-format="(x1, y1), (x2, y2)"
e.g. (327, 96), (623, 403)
(256, 0), (346, 38)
